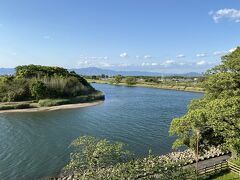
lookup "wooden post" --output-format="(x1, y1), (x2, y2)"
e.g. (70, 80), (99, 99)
(195, 129), (200, 180)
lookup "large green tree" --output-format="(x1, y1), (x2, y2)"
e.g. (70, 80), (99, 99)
(170, 47), (240, 157)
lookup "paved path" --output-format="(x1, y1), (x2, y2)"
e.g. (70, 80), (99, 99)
(192, 154), (231, 170)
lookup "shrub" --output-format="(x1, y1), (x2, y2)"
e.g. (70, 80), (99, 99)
(0, 105), (15, 110)
(114, 75), (122, 84)
(0, 103), (30, 110)
(15, 103), (30, 109)
(125, 77), (137, 85)
(64, 136), (131, 174)
(38, 99), (71, 107)
(30, 80), (47, 100)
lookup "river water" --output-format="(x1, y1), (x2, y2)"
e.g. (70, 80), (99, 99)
(0, 83), (202, 179)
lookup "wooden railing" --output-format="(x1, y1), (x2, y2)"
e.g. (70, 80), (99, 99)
(196, 160), (240, 179)
(228, 161), (240, 175)
(198, 160), (228, 176)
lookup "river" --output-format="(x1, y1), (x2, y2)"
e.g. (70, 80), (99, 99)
(0, 83), (203, 179)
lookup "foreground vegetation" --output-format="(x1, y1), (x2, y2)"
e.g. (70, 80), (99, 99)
(63, 136), (235, 179)
(170, 47), (240, 158)
(63, 136), (197, 180)
(0, 65), (104, 111)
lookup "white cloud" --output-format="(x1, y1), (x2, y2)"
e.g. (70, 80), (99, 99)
(165, 60), (174, 64)
(77, 60), (113, 68)
(196, 60), (206, 65)
(210, 8), (240, 23)
(100, 62), (113, 67)
(160, 60), (175, 66)
(141, 62), (150, 66)
(213, 51), (227, 56)
(120, 52), (128, 58)
(79, 56), (109, 60)
(196, 53), (207, 57)
(136, 55), (140, 59)
(144, 55), (152, 59)
(118, 63), (131, 67)
(176, 54), (185, 58)
(77, 60), (90, 66)
(229, 47), (237, 53)
(141, 62), (158, 66)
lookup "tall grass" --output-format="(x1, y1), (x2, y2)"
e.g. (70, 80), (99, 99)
(0, 103), (30, 110)
(38, 91), (104, 107)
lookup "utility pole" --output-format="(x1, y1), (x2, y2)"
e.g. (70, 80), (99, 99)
(195, 129), (200, 180)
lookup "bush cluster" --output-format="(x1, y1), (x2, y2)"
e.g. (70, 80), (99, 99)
(0, 103), (30, 110)
(63, 136), (196, 180)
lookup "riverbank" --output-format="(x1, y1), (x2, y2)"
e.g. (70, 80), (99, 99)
(0, 92), (105, 113)
(87, 79), (204, 93)
(0, 100), (103, 113)
(52, 147), (230, 180)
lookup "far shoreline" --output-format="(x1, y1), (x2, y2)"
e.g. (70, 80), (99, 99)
(0, 100), (103, 114)
(89, 80), (204, 93)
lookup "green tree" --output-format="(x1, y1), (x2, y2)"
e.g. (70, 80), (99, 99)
(114, 75), (122, 84)
(30, 80), (47, 100)
(64, 136), (131, 174)
(125, 77), (137, 85)
(64, 136), (196, 179)
(170, 47), (240, 157)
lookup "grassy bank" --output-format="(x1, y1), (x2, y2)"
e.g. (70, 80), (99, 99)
(207, 169), (239, 180)
(0, 91), (104, 111)
(87, 79), (204, 93)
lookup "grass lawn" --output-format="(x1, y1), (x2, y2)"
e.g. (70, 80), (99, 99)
(208, 170), (240, 180)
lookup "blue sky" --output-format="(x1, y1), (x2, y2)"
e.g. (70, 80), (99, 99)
(0, 0), (239, 73)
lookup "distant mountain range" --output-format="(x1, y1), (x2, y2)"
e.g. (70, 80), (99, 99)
(0, 67), (202, 77)
(0, 68), (15, 75)
(71, 67), (203, 77)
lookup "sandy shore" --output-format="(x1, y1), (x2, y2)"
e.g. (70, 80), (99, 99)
(0, 101), (103, 114)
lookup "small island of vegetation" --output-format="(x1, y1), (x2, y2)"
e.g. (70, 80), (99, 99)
(0, 65), (104, 112)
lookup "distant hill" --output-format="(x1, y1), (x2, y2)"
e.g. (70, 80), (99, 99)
(0, 67), (203, 77)
(171, 72), (203, 77)
(70, 67), (203, 77)
(0, 68), (15, 75)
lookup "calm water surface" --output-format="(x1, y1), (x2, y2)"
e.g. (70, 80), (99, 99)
(0, 84), (202, 180)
